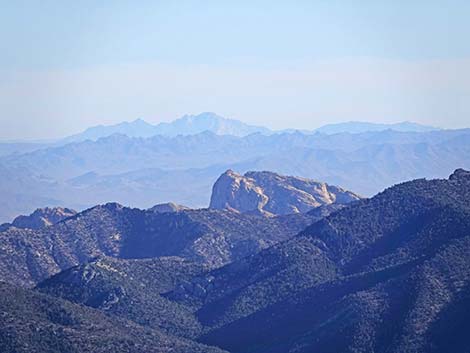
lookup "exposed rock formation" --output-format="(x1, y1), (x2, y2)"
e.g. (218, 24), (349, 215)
(1, 207), (77, 230)
(174, 169), (470, 353)
(209, 170), (361, 216)
(148, 202), (190, 213)
(2, 169), (470, 353)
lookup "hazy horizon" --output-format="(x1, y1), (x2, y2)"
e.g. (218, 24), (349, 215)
(1, 1), (469, 140)
(0, 112), (447, 143)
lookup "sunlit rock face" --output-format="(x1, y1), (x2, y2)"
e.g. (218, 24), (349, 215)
(10, 207), (77, 229)
(209, 170), (361, 216)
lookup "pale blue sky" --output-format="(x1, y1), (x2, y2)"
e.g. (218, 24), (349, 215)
(1, 1), (469, 139)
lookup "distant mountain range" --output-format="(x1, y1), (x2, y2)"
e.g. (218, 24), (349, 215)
(0, 125), (468, 223)
(62, 112), (272, 142)
(57, 113), (440, 143)
(0, 113), (440, 156)
(315, 121), (439, 134)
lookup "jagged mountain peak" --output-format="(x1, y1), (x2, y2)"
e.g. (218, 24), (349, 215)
(209, 170), (361, 216)
(2, 206), (77, 230)
(62, 113), (272, 142)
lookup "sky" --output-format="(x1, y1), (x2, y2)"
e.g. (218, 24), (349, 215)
(1, 0), (469, 140)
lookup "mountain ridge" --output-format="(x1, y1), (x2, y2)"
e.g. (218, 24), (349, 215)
(62, 112), (272, 142)
(0, 203), (328, 287)
(0, 128), (468, 223)
(0, 169), (469, 352)
(62, 115), (439, 142)
(174, 169), (470, 352)
(314, 120), (439, 134)
(0, 207), (77, 231)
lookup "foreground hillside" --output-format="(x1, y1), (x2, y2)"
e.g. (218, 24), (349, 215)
(169, 169), (470, 352)
(1, 169), (469, 352)
(37, 256), (206, 339)
(0, 282), (226, 353)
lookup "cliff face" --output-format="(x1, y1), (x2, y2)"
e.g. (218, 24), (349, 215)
(209, 170), (269, 215)
(209, 170), (361, 216)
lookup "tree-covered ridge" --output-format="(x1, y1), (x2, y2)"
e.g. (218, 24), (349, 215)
(0, 281), (227, 353)
(2, 169), (470, 352)
(37, 256), (206, 339)
(0, 204), (324, 286)
(169, 170), (470, 352)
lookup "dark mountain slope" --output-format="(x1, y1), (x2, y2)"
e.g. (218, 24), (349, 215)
(201, 227), (470, 353)
(0, 282), (226, 353)
(169, 228), (340, 328)
(170, 169), (470, 352)
(37, 256), (206, 339)
(0, 205), (324, 286)
(117, 207), (323, 267)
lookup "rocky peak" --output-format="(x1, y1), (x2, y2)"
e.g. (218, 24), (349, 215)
(209, 170), (269, 216)
(449, 168), (470, 181)
(148, 202), (190, 213)
(209, 170), (361, 216)
(10, 207), (77, 230)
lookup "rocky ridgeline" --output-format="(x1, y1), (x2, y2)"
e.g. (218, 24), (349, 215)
(0, 207), (77, 231)
(209, 170), (361, 216)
